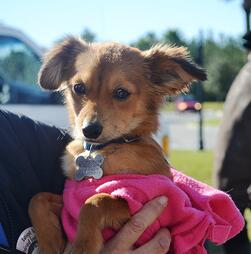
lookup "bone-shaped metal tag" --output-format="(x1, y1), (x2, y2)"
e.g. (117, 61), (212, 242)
(75, 154), (104, 181)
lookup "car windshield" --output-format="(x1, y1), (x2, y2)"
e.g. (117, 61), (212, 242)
(0, 36), (41, 85)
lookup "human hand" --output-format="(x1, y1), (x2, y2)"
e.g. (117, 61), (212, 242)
(101, 196), (171, 254)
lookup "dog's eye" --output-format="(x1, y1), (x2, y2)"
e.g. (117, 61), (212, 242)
(113, 88), (130, 101)
(73, 83), (86, 95)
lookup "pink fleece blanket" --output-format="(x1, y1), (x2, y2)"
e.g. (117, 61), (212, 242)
(62, 169), (244, 254)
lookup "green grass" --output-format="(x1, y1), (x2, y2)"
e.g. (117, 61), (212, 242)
(162, 102), (175, 112)
(245, 209), (251, 242)
(203, 102), (224, 111)
(169, 150), (213, 185)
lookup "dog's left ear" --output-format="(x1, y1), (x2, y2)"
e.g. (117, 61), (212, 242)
(38, 37), (88, 90)
(143, 45), (207, 95)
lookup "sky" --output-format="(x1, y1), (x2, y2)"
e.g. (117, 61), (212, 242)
(0, 0), (246, 47)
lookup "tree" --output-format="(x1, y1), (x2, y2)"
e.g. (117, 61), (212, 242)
(131, 32), (159, 50)
(132, 29), (187, 51)
(162, 29), (187, 47)
(81, 28), (96, 43)
(202, 36), (246, 100)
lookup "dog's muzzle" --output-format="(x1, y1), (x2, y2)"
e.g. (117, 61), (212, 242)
(82, 122), (103, 139)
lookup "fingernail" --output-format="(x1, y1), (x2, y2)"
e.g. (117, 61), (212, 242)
(159, 236), (171, 249)
(158, 196), (168, 207)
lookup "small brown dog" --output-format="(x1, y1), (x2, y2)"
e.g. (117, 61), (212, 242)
(29, 37), (206, 254)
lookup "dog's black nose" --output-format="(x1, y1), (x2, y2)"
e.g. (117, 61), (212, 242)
(82, 122), (103, 139)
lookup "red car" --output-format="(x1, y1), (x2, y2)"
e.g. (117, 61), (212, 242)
(175, 95), (202, 112)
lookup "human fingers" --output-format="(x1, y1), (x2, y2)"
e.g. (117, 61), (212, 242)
(102, 196), (168, 253)
(133, 228), (171, 254)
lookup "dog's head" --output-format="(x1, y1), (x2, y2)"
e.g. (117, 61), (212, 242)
(39, 37), (206, 144)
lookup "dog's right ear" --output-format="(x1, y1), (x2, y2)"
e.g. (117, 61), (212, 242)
(143, 44), (207, 95)
(38, 37), (88, 90)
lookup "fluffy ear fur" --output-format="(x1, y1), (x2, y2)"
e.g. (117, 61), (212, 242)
(38, 37), (87, 90)
(143, 44), (207, 95)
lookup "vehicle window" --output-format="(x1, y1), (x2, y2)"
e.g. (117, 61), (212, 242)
(0, 36), (41, 85)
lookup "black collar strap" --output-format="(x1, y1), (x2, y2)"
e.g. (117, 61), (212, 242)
(84, 135), (140, 151)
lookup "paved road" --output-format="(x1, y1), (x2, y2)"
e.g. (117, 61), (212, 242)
(160, 111), (221, 150)
(1, 105), (221, 150)
(2, 104), (70, 128)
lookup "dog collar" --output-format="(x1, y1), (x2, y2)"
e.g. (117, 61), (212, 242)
(84, 135), (140, 151)
(75, 135), (140, 181)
